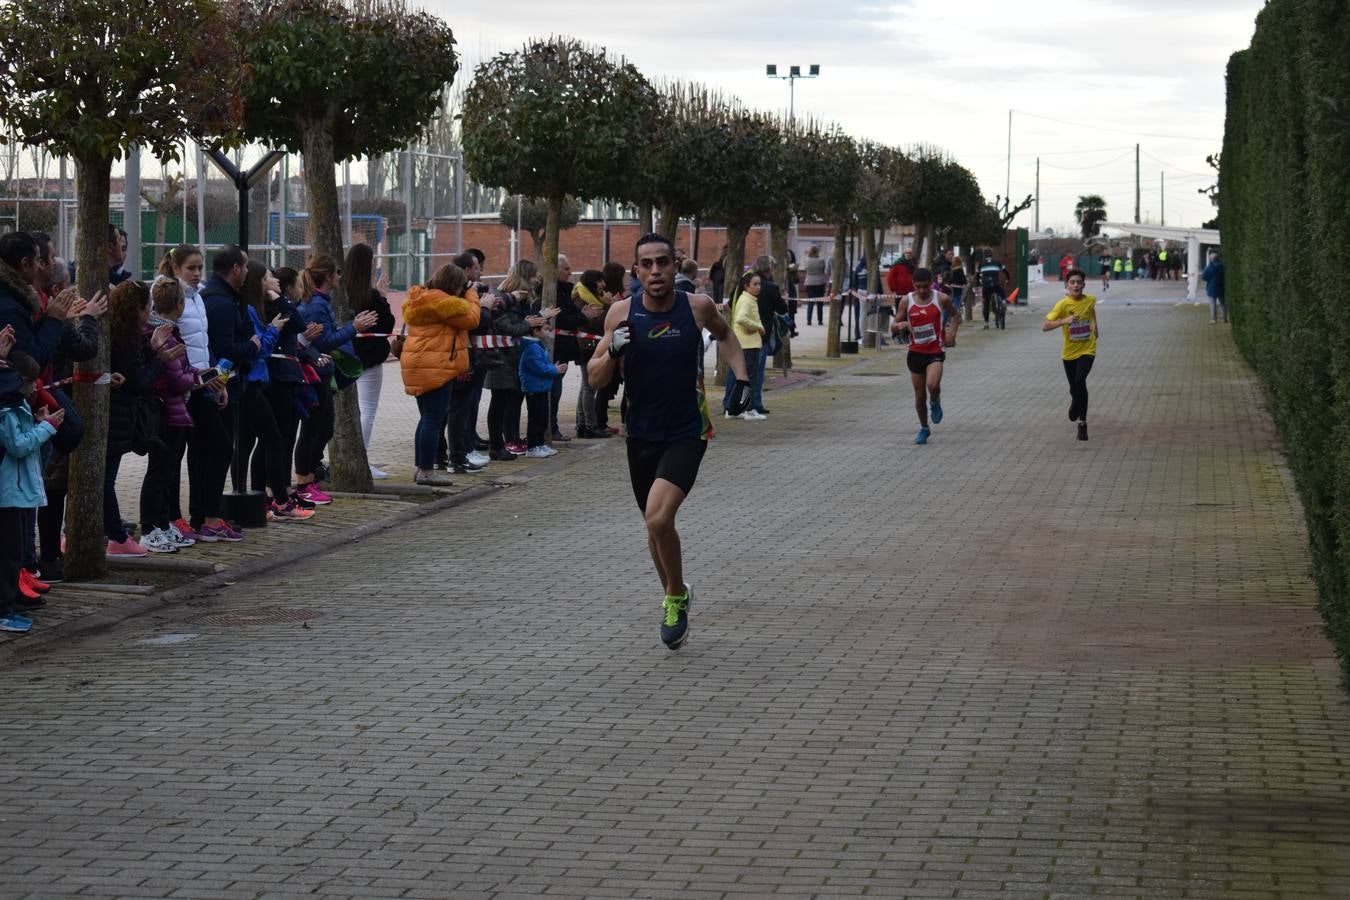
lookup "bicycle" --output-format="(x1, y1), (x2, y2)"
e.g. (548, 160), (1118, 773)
(982, 286), (1007, 330)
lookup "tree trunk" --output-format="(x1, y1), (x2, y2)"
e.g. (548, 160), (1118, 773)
(637, 200), (653, 235)
(770, 221), (791, 371)
(529, 231), (544, 264)
(541, 191), (561, 309)
(657, 206), (680, 241)
(827, 224), (846, 358)
(831, 224), (847, 294)
(65, 155), (113, 580)
(714, 222), (749, 387)
(300, 119), (373, 492)
(862, 226), (880, 349)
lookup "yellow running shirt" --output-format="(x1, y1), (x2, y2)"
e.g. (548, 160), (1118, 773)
(1046, 295), (1098, 360)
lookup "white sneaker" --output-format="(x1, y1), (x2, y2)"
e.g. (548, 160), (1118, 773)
(743, 410), (767, 420)
(466, 451), (490, 467)
(524, 446), (553, 459)
(141, 528), (179, 554)
(724, 411), (744, 420)
(166, 523), (195, 548)
(369, 465), (390, 480)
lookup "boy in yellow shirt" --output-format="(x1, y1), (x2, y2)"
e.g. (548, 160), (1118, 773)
(1042, 268), (1099, 441)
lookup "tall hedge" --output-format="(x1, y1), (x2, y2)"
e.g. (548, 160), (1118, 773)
(1222, 0), (1350, 686)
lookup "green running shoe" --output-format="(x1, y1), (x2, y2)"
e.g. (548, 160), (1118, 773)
(660, 582), (692, 649)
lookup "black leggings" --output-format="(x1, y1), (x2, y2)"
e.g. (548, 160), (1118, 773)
(187, 392), (233, 529)
(243, 381), (297, 499)
(140, 425), (188, 531)
(487, 388), (523, 452)
(295, 380), (333, 478)
(1063, 355), (1095, 421)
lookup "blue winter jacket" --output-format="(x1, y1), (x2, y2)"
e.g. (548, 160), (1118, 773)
(242, 305), (280, 384)
(0, 379), (56, 508)
(518, 337), (557, 394)
(1201, 260), (1225, 299)
(297, 291), (357, 356)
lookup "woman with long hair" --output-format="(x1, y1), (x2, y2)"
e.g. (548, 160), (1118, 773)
(106, 281), (159, 556)
(344, 243), (395, 479)
(294, 254), (378, 501)
(725, 270), (766, 421)
(484, 260), (544, 460)
(157, 244), (209, 544)
(399, 263), (480, 484)
(235, 260), (308, 519)
(138, 279), (200, 553)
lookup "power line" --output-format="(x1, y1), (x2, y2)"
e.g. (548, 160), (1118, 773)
(958, 144), (1135, 159)
(1040, 150), (1136, 171)
(1139, 149), (1215, 178)
(1011, 109), (1219, 142)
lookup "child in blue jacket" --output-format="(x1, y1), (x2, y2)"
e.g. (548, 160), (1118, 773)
(518, 322), (567, 459)
(0, 349), (62, 633)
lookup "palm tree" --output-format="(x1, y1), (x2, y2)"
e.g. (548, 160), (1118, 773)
(1074, 194), (1108, 241)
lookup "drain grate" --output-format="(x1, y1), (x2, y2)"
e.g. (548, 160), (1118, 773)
(184, 607), (320, 627)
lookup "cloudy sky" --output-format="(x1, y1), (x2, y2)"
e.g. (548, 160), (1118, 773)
(430, 0), (1264, 234)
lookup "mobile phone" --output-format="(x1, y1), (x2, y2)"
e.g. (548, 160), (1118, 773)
(195, 367), (221, 386)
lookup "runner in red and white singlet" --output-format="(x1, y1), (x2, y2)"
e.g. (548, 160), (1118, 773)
(891, 268), (961, 444)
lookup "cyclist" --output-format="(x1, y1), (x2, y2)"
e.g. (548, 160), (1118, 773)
(977, 252), (1008, 330)
(891, 268), (960, 445)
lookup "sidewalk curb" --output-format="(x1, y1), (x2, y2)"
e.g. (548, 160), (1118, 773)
(0, 482), (507, 669)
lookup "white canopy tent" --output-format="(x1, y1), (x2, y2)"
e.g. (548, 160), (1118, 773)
(1101, 222), (1220, 300)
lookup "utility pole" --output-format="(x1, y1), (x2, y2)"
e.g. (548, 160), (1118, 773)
(1005, 110), (1012, 207)
(1135, 144), (1141, 224)
(1035, 157), (1040, 233)
(1161, 172), (1165, 226)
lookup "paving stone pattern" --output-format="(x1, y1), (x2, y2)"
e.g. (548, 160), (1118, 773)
(2, 281), (1349, 898)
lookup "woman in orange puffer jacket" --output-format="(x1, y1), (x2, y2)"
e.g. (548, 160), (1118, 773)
(400, 264), (480, 485)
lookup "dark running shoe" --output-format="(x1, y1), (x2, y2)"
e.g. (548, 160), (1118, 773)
(1077, 421), (1089, 442)
(660, 582), (692, 650)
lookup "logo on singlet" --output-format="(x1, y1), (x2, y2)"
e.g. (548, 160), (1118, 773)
(647, 321), (681, 339)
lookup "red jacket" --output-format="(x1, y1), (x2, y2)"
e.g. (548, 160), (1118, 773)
(886, 263), (914, 297)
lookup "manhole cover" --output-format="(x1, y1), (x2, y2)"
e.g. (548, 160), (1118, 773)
(183, 607), (320, 626)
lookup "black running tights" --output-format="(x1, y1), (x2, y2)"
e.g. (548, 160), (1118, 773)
(1063, 355), (1095, 421)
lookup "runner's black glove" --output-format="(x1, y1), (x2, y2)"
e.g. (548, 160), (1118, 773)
(608, 321), (631, 358)
(727, 379), (753, 416)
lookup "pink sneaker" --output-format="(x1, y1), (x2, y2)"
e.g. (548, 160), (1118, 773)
(106, 537), (149, 557)
(296, 483), (332, 505)
(505, 441), (528, 454)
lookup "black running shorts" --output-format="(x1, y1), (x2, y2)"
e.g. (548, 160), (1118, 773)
(907, 351), (946, 374)
(626, 437), (708, 511)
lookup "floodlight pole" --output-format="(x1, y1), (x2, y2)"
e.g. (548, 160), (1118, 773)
(765, 63), (821, 124)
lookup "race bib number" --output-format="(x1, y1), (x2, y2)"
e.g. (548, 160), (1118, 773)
(1068, 319), (1093, 342)
(911, 322), (937, 344)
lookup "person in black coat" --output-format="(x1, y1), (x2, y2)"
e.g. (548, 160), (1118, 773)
(345, 243), (396, 478)
(106, 282), (167, 554)
(191, 245), (253, 538)
(752, 256), (787, 415)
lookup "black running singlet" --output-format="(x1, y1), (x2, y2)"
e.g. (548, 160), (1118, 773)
(624, 291), (712, 442)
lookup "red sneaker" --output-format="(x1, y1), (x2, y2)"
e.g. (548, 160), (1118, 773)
(19, 572), (44, 600)
(21, 569), (51, 594)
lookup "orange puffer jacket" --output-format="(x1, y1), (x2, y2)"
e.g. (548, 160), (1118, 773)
(399, 286), (481, 396)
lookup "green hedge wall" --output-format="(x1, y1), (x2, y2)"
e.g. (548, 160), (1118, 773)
(1222, 0), (1350, 686)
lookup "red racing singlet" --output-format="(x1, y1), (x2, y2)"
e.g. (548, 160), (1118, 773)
(905, 293), (944, 355)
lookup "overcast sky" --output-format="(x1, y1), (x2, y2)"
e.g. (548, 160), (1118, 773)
(431, 0), (1263, 234)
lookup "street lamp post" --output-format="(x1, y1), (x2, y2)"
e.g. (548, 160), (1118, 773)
(765, 63), (820, 123)
(766, 64), (820, 276)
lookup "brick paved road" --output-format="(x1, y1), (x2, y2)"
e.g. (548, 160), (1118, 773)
(4, 280), (1350, 898)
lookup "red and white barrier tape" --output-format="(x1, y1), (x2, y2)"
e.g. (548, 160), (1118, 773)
(470, 334), (519, 348)
(554, 329), (603, 340)
(47, 372), (112, 388)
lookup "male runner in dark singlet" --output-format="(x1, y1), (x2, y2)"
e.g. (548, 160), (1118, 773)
(589, 233), (752, 650)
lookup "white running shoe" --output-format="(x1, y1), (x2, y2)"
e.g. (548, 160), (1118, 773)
(724, 411), (744, 420)
(141, 528), (180, 554)
(166, 523), (195, 548)
(524, 445), (553, 459)
(369, 465), (390, 480)
(743, 410), (767, 420)
(466, 451), (490, 467)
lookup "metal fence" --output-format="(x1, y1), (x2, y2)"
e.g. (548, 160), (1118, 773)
(0, 136), (515, 292)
